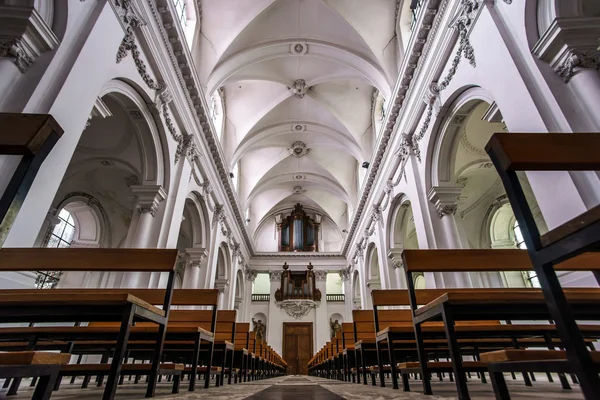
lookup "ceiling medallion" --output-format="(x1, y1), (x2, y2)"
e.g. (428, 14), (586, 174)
(291, 124), (306, 132)
(287, 79), (310, 99)
(288, 141), (309, 158)
(290, 42), (308, 56)
(292, 186), (306, 194)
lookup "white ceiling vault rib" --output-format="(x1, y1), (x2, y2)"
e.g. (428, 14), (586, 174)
(195, 0), (403, 252)
(152, 0), (441, 255)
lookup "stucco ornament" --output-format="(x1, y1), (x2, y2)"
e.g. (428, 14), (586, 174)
(276, 299), (318, 320)
(287, 79), (310, 98)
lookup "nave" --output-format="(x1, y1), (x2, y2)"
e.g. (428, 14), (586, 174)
(2, 375), (586, 400)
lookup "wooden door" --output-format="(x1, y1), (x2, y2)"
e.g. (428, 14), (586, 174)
(283, 322), (313, 375)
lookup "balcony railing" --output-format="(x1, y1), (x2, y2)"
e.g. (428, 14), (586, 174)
(251, 294), (270, 302)
(326, 294), (345, 302)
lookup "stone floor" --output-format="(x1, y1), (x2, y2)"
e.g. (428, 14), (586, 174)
(0, 374), (587, 399)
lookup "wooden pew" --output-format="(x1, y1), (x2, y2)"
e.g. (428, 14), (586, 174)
(0, 352), (70, 400)
(232, 322), (250, 383)
(486, 132), (600, 399)
(402, 249), (600, 400)
(0, 248), (178, 399)
(0, 288), (219, 393)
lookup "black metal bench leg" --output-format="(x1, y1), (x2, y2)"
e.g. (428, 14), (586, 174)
(188, 333), (201, 391)
(205, 341), (215, 389)
(30, 376), (38, 387)
(375, 340), (386, 388)
(81, 375), (91, 389)
(103, 304), (134, 400)
(401, 372), (410, 392)
(412, 322), (432, 395)
(442, 304), (469, 400)
(33, 368), (60, 400)
(172, 373), (181, 394)
(387, 332), (399, 390)
(489, 370), (511, 400)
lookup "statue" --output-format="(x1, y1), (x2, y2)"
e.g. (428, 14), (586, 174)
(330, 318), (342, 338)
(252, 318), (266, 341)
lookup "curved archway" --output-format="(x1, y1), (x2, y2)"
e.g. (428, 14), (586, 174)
(352, 270), (362, 310)
(97, 79), (169, 187)
(365, 243), (381, 291)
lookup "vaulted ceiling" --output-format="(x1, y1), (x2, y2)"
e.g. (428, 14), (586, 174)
(192, 0), (409, 247)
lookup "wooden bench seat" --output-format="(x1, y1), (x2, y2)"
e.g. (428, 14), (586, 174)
(399, 249), (600, 399)
(0, 292), (165, 316)
(415, 288), (600, 317)
(0, 248), (180, 400)
(58, 363), (184, 394)
(398, 361), (486, 370)
(481, 349), (600, 399)
(0, 352), (71, 400)
(0, 351), (71, 366)
(480, 349), (600, 363)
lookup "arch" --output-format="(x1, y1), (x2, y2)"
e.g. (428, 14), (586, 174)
(425, 85), (494, 191)
(486, 198), (516, 250)
(184, 192), (211, 248)
(386, 193), (417, 249)
(231, 122), (362, 166)
(216, 242), (231, 281)
(97, 79), (169, 188)
(208, 40), (391, 98)
(235, 269), (245, 298)
(53, 192), (110, 248)
(351, 269), (362, 309)
(365, 243), (380, 283)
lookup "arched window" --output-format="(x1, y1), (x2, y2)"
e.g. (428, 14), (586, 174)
(514, 220), (540, 287)
(37, 209), (76, 288)
(47, 209), (75, 248)
(173, 0), (187, 27)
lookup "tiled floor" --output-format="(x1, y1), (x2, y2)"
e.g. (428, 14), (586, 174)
(0, 374), (587, 399)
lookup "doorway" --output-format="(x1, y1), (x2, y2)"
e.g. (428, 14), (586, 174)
(283, 322), (313, 375)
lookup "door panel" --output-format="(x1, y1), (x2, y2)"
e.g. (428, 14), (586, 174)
(283, 323), (313, 375)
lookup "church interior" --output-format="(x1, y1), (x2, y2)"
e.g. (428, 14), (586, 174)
(0, 0), (599, 399)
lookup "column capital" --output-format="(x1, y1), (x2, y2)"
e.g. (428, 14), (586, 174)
(427, 186), (462, 218)
(313, 270), (328, 281)
(183, 247), (208, 268)
(338, 267), (351, 281)
(214, 278), (229, 294)
(387, 248), (405, 270)
(244, 267), (258, 282)
(131, 185), (166, 216)
(532, 17), (600, 83)
(0, 5), (59, 73)
(269, 271), (281, 281)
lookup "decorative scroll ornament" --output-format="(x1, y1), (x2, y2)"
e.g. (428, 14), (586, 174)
(0, 39), (33, 72)
(276, 300), (318, 320)
(115, 0), (162, 91)
(212, 204), (225, 228)
(556, 50), (600, 83)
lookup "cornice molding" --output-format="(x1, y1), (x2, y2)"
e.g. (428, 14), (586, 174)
(146, 0), (254, 256)
(342, 0), (445, 256)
